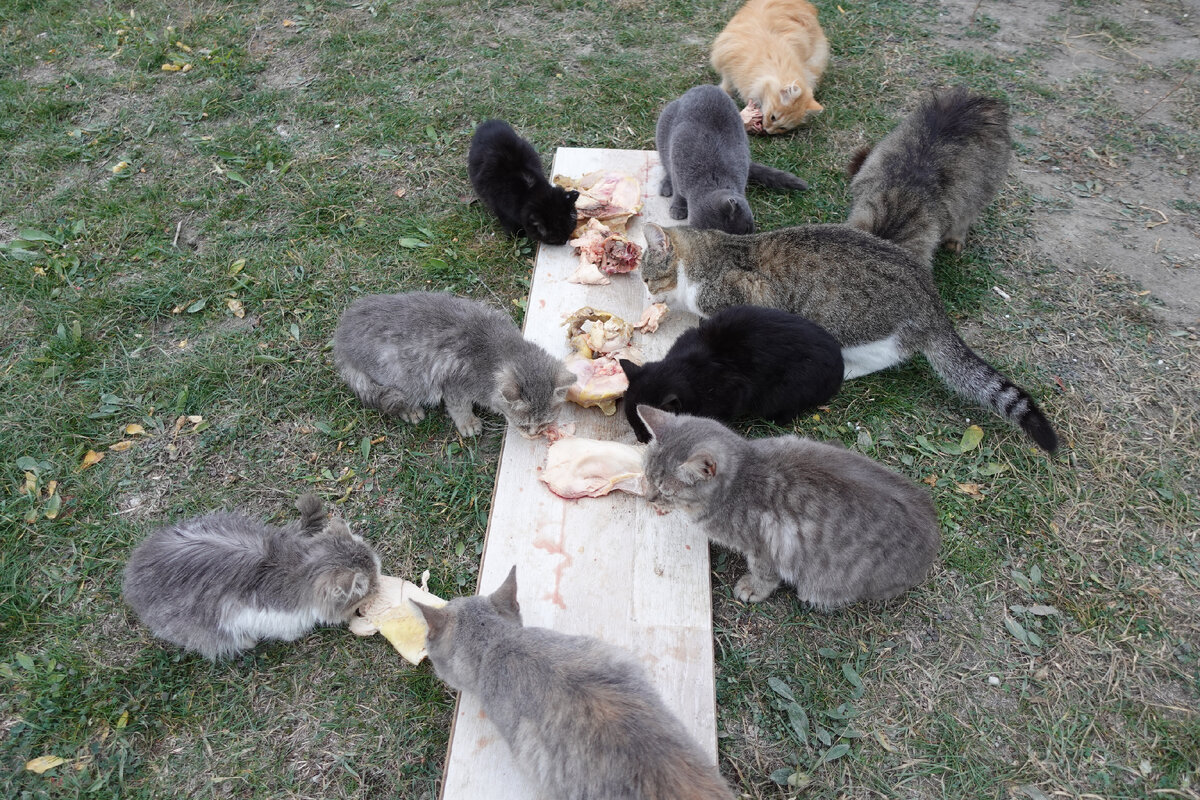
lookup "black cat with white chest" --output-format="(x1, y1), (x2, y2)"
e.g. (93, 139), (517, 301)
(620, 305), (843, 442)
(468, 119), (579, 245)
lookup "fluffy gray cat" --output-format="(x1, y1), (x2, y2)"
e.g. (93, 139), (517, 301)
(123, 494), (380, 661)
(638, 222), (1058, 452)
(414, 567), (734, 800)
(333, 291), (575, 438)
(846, 87), (1011, 266)
(657, 84), (808, 234)
(637, 407), (940, 608)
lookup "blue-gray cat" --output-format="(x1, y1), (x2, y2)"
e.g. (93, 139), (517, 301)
(333, 291), (575, 438)
(638, 407), (940, 608)
(657, 84), (808, 234)
(414, 568), (733, 800)
(123, 494), (380, 661)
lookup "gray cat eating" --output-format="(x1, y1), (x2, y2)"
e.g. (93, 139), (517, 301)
(123, 494), (380, 661)
(334, 291), (575, 438)
(638, 407), (940, 608)
(656, 84), (808, 234)
(414, 567), (734, 800)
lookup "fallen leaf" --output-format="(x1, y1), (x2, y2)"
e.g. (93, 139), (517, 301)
(125, 423), (146, 436)
(227, 298), (245, 318)
(958, 425), (984, 453)
(922, 473), (938, 486)
(109, 440), (133, 452)
(282, 18), (296, 26)
(111, 161), (130, 173)
(46, 480), (57, 496)
(160, 63), (181, 71)
(26, 755), (67, 774)
(954, 481), (983, 498)
(44, 493), (62, 520)
(187, 415), (203, 424)
(80, 450), (104, 469)
(181, 63), (193, 73)
(394, 187), (407, 198)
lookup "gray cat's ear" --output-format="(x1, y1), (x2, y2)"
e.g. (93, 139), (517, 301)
(323, 517), (351, 537)
(678, 451), (718, 484)
(497, 365), (522, 403)
(636, 404), (672, 440)
(489, 566), (520, 618)
(555, 367), (577, 391)
(643, 223), (670, 254)
(413, 601), (449, 640)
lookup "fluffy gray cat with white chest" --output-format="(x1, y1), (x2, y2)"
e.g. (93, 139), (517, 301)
(334, 291), (574, 438)
(638, 407), (940, 608)
(656, 84), (808, 234)
(415, 568), (734, 800)
(123, 494), (380, 660)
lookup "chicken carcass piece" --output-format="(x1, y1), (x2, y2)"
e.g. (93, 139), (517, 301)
(741, 100), (765, 134)
(349, 572), (447, 664)
(567, 219), (613, 285)
(554, 171), (643, 237)
(563, 307), (638, 359)
(540, 437), (647, 499)
(633, 302), (669, 333)
(563, 351), (628, 416)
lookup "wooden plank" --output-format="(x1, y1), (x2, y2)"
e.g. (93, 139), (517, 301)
(439, 148), (715, 799)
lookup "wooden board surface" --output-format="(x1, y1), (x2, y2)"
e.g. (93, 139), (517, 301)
(439, 148), (715, 799)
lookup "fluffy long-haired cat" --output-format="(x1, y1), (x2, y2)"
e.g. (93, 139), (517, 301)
(333, 291), (575, 438)
(638, 407), (940, 607)
(123, 494), (380, 661)
(847, 87), (1012, 266)
(638, 223), (1059, 452)
(656, 85), (808, 234)
(414, 568), (734, 800)
(468, 119), (579, 245)
(711, 0), (829, 133)
(620, 305), (842, 442)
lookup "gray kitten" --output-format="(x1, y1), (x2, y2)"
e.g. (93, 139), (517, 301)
(414, 568), (734, 800)
(639, 222), (1058, 452)
(123, 494), (380, 661)
(638, 407), (940, 608)
(657, 84), (808, 234)
(333, 291), (575, 438)
(847, 87), (1011, 266)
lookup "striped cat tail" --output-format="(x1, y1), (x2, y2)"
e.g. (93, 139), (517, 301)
(922, 330), (1059, 452)
(747, 162), (808, 191)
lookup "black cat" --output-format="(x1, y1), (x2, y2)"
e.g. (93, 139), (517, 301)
(468, 119), (579, 245)
(620, 305), (844, 442)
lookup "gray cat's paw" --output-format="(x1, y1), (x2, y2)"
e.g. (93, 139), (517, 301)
(659, 179), (673, 197)
(669, 203), (688, 221)
(399, 407), (426, 424)
(735, 573), (780, 603)
(454, 415), (483, 437)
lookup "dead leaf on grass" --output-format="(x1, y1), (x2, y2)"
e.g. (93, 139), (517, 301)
(80, 450), (104, 469)
(922, 473), (938, 486)
(227, 298), (245, 318)
(954, 481), (983, 498)
(125, 423), (146, 435)
(25, 755), (67, 774)
(108, 440), (133, 452)
(958, 425), (984, 453)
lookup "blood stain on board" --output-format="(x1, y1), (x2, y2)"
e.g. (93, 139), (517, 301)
(533, 530), (573, 609)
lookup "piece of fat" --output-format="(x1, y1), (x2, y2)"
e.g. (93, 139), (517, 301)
(349, 572), (447, 664)
(539, 437), (647, 499)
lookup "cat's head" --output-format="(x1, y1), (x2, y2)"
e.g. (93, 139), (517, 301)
(414, 566), (522, 692)
(621, 359), (702, 443)
(690, 192), (754, 235)
(305, 518), (382, 623)
(639, 223), (681, 300)
(758, 79), (823, 134)
(493, 354), (576, 438)
(523, 185), (580, 245)
(637, 405), (741, 516)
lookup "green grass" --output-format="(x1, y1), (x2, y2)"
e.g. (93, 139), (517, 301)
(2, 0), (1198, 797)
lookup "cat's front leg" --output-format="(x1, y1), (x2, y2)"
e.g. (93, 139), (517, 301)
(444, 397), (483, 437)
(379, 389), (426, 424)
(659, 174), (674, 197)
(669, 195), (688, 220)
(735, 550), (781, 603)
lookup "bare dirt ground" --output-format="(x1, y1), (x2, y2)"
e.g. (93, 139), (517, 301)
(930, 0), (1199, 327)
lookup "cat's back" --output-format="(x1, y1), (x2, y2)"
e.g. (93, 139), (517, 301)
(468, 119), (539, 179)
(335, 291), (515, 352)
(479, 626), (731, 800)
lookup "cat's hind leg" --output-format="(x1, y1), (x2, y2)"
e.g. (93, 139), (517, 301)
(444, 397), (483, 437)
(378, 388), (427, 424)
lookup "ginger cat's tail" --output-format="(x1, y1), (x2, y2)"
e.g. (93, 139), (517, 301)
(748, 162), (808, 190)
(922, 330), (1059, 452)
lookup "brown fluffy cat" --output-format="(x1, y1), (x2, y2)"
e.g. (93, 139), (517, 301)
(710, 0), (829, 133)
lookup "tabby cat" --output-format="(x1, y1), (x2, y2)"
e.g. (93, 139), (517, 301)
(414, 568), (733, 800)
(710, 0), (829, 133)
(123, 494), (380, 661)
(639, 223), (1059, 451)
(639, 407), (940, 607)
(847, 87), (1012, 266)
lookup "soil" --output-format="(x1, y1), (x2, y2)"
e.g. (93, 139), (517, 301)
(926, 0), (1199, 327)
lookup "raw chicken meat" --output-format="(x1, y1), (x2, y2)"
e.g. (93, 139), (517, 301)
(741, 100), (765, 134)
(633, 303), (669, 333)
(539, 437), (647, 499)
(350, 572), (447, 664)
(554, 171), (643, 237)
(563, 352), (628, 416)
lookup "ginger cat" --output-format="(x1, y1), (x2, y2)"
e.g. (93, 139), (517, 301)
(711, 0), (829, 133)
